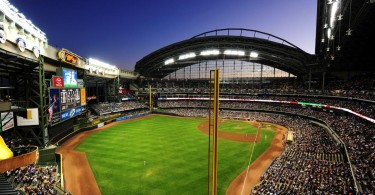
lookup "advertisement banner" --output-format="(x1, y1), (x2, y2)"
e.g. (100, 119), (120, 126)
(1, 112), (14, 131)
(52, 76), (64, 88)
(49, 89), (61, 113)
(80, 88), (86, 106)
(17, 108), (39, 126)
(62, 68), (78, 88)
(77, 79), (84, 88)
(57, 49), (80, 66)
(60, 106), (83, 121)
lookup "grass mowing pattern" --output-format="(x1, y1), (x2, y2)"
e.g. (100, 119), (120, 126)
(76, 115), (275, 195)
(219, 120), (258, 134)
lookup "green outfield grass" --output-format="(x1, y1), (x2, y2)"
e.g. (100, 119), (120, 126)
(75, 115), (275, 195)
(218, 120), (258, 134)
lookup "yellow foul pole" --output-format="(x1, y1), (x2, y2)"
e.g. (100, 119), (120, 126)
(212, 69), (220, 195)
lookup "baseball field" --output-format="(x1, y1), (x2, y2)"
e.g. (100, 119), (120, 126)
(73, 115), (276, 194)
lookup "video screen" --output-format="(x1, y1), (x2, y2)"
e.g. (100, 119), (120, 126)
(60, 88), (81, 111)
(62, 68), (78, 88)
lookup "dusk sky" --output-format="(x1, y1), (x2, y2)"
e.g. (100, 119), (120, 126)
(11, 0), (317, 70)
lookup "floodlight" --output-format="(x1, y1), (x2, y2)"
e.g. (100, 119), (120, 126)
(327, 28), (331, 39)
(330, 1), (339, 28)
(224, 50), (245, 56)
(200, 50), (220, 56)
(164, 58), (174, 65)
(88, 58), (116, 70)
(178, 52), (196, 60)
(250, 52), (258, 58)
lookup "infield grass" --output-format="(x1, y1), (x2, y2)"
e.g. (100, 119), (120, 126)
(76, 115), (275, 195)
(219, 120), (258, 134)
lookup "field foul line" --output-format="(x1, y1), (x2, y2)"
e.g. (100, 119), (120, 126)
(240, 126), (260, 195)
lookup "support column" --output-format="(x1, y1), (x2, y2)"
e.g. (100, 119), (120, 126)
(260, 64), (263, 90)
(308, 69), (312, 91)
(322, 72), (326, 91)
(38, 56), (49, 146)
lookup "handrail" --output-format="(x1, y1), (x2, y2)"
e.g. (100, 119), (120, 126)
(309, 121), (359, 192)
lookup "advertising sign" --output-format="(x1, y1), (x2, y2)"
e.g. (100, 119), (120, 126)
(61, 106), (84, 121)
(16, 37), (26, 52)
(80, 88), (86, 106)
(17, 108), (39, 126)
(62, 68), (78, 88)
(32, 46), (40, 58)
(48, 89), (60, 122)
(52, 76), (64, 88)
(49, 89), (61, 113)
(77, 79), (84, 88)
(1, 112), (14, 131)
(57, 49), (80, 66)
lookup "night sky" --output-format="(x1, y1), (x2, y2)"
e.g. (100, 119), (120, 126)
(10, 0), (317, 70)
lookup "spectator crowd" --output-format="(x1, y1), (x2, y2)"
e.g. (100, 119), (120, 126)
(5, 164), (60, 195)
(161, 100), (374, 193)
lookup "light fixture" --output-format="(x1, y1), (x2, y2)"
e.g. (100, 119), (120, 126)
(327, 28), (332, 39)
(164, 58), (174, 65)
(88, 58), (116, 70)
(224, 50), (245, 56)
(200, 50), (220, 56)
(337, 46), (341, 51)
(250, 52), (258, 58)
(346, 28), (352, 36)
(178, 52), (196, 60)
(330, 1), (339, 28)
(338, 14), (343, 20)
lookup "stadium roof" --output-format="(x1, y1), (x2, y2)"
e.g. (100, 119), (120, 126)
(315, 0), (375, 72)
(135, 28), (314, 78)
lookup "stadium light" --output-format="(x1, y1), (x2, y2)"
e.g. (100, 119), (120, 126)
(250, 52), (258, 58)
(164, 58), (174, 65)
(178, 52), (196, 60)
(0, 0), (47, 41)
(327, 28), (331, 40)
(224, 50), (245, 56)
(200, 50), (220, 56)
(330, 1), (339, 28)
(88, 58), (116, 70)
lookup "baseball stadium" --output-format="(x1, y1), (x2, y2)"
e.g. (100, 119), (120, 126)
(0, 0), (374, 195)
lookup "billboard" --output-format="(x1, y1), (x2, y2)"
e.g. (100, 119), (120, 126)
(17, 108), (39, 126)
(77, 79), (84, 88)
(60, 88), (80, 111)
(62, 68), (78, 88)
(80, 88), (86, 106)
(57, 49), (81, 66)
(61, 106), (85, 121)
(52, 76), (64, 88)
(49, 88), (85, 125)
(1, 112), (14, 131)
(49, 89), (61, 123)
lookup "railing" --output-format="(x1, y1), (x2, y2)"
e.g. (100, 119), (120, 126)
(0, 146), (38, 173)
